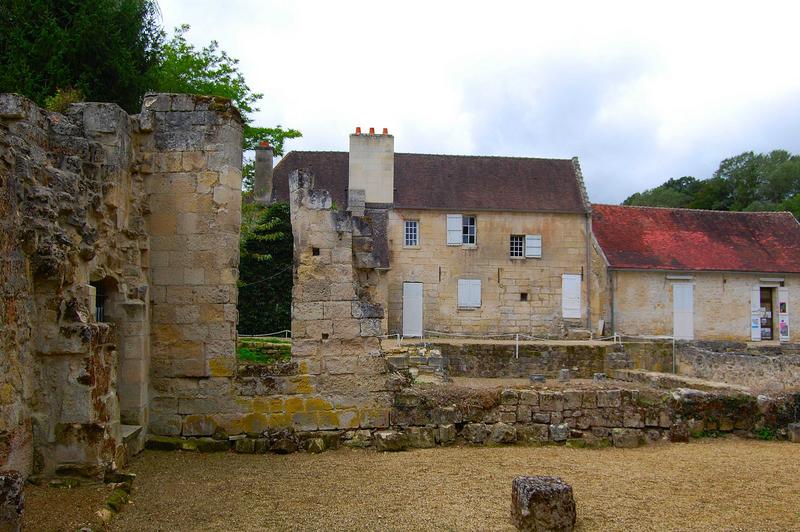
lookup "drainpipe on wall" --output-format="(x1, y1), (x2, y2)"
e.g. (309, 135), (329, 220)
(585, 213), (592, 332)
(610, 270), (616, 335)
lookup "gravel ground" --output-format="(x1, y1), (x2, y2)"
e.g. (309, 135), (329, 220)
(26, 438), (800, 531)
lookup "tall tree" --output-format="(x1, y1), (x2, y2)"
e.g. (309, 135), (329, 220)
(151, 25), (301, 190)
(0, 0), (162, 112)
(237, 201), (292, 335)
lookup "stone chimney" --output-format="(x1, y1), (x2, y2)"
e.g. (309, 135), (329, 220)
(348, 127), (394, 207)
(254, 140), (273, 204)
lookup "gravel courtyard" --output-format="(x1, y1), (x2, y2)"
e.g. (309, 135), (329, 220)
(26, 438), (800, 531)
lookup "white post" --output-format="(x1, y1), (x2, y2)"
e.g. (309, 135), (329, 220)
(515, 334), (519, 359)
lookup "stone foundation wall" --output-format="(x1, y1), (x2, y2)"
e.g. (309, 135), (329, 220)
(677, 344), (800, 392)
(401, 341), (674, 379)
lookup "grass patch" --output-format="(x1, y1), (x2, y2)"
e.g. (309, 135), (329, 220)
(237, 337), (291, 364)
(755, 426), (776, 441)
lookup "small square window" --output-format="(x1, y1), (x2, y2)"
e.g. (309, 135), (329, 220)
(404, 220), (419, 247)
(312, 247), (320, 256)
(510, 235), (524, 257)
(462, 216), (476, 244)
(520, 292), (528, 302)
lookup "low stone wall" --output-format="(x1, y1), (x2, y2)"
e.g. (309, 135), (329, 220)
(677, 344), (800, 391)
(145, 382), (800, 454)
(412, 341), (673, 379)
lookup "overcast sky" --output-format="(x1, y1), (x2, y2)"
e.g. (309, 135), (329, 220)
(160, 1), (800, 203)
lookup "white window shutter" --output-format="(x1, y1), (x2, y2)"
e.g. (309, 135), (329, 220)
(561, 274), (581, 319)
(470, 279), (482, 307)
(447, 214), (462, 245)
(458, 279), (469, 307)
(525, 234), (542, 258)
(750, 286), (761, 341)
(458, 279), (481, 307)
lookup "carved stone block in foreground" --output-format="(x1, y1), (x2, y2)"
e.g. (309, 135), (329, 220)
(0, 471), (24, 532)
(511, 476), (576, 532)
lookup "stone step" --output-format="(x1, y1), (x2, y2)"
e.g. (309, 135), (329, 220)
(612, 369), (751, 394)
(121, 424), (145, 459)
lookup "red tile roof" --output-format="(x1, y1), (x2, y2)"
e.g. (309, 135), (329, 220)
(592, 204), (800, 273)
(272, 151), (588, 213)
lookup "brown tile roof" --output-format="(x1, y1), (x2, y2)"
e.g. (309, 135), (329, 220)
(592, 204), (800, 273)
(272, 151), (588, 213)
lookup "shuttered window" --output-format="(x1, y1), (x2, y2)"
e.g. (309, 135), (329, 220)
(525, 234), (542, 258)
(446, 214), (462, 245)
(457, 279), (481, 308)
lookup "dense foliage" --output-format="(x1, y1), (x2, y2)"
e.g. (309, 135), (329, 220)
(1, 3), (301, 332)
(0, 0), (162, 113)
(151, 25), (301, 190)
(238, 201), (293, 335)
(623, 150), (800, 218)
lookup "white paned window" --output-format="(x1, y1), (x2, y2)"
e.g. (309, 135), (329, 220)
(446, 214), (462, 245)
(525, 234), (542, 258)
(457, 279), (482, 308)
(462, 215), (476, 244)
(510, 235), (524, 257)
(404, 220), (419, 247)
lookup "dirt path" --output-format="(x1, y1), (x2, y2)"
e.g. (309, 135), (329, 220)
(26, 438), (800, 531)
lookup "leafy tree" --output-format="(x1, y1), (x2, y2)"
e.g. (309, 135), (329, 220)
(623, 150), (800, 219)
(151, 25), (301, 190)
(237, 201), (293, 335)
(0, 0), (162, 112)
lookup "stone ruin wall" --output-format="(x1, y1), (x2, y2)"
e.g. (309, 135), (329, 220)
(150, 169), (394, 443)
(0, 92), (243, 478)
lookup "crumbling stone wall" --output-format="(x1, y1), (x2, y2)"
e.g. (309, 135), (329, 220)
(677, 344), (800, 391)
(142, 94), (243, 437)
(0, 92), (243, 478)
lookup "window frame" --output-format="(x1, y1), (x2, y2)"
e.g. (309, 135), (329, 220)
(509, 234), (524, 258)
(462, 215), (476, 245)
(403, 219), (419, 247)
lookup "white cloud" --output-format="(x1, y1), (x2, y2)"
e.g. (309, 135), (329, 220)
(158, 0), (800, 202)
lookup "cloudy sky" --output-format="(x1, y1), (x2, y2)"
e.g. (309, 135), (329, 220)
(160, 1), (800, 203)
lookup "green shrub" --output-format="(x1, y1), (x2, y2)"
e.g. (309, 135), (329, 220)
(755, 426), (776, 441)
(44, 87), (84, 113)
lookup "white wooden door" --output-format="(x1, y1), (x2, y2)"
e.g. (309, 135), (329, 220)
(673, 283), (694, 340)
(561, 274), (582, 319)
(402, 282), (423, 337)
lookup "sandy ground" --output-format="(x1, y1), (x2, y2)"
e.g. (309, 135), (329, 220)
(25, 437), (800, 531)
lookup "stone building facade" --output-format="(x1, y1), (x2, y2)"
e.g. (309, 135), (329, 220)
(0, 92), (243, 478)
(591, 205), (800, 342)
(271, 130), (594, 338)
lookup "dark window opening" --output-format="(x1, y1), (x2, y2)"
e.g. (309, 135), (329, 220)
(520, 292), (528, 302)
(91, 281), (106, 322)
(321, 333), (329, 340)
(312, 247), (320, 256)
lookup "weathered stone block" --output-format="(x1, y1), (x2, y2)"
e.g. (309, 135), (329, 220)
(406, 426), (436, 448)
(374, 430), (407, 452)
(597, 390), (622, 408)
(611, 428), (642, 448)
(540, 392), (564, 412)
(462, 422), (490, 444)
(517, 424), (550, 444)
(0, 471), (24, 531)
(489, 422), (517, 444)
(549, 423), (570, 442)
(511, 476), (576, 532)
(436, 424), (457, 444)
